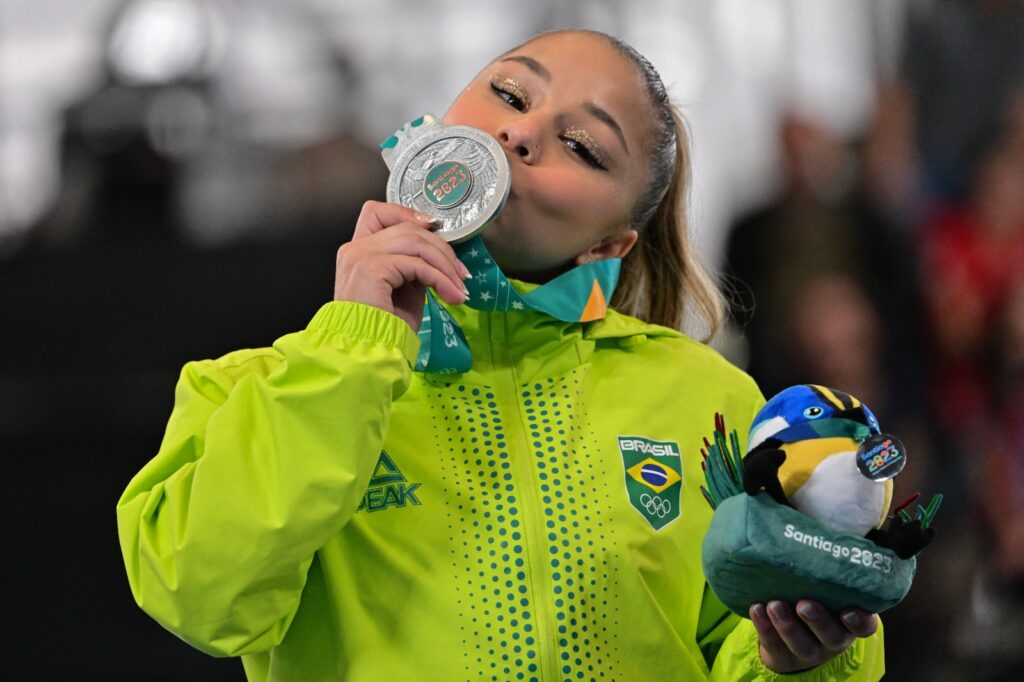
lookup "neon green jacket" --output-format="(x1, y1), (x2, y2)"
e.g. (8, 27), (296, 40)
(117, 297), (885, 681)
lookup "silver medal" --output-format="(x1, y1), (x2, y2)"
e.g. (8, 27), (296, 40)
(381, 114), (510, 243)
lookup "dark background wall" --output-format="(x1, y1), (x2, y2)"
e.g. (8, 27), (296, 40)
(3, 236), (351, 679)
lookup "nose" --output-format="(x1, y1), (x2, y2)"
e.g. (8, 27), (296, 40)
(496, 115), (543, 164)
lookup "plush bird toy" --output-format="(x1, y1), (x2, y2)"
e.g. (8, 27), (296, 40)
(699, 384), (941, 616)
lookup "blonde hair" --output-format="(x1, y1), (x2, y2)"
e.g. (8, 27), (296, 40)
(597, 35), (725, 340)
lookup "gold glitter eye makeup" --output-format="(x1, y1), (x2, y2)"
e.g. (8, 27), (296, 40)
(563, 126), (607, 170)
(490, 75), (530, 111)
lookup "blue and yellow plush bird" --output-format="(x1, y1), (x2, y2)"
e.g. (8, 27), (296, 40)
(698, 384), (940, 558)
(738, 384), (938, 559)
(745, 385), (885, 535)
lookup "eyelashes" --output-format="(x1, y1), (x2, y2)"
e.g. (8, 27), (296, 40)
(490, 76), (530, 111)
(489, 74), (608, 171)
(561, 126), (606, 170)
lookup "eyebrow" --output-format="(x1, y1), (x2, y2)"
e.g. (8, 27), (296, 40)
(499, 55), (550, 81)
(584, 102), (629, 155)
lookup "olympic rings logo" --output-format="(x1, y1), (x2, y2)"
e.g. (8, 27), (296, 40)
(639, 493), (672, 518)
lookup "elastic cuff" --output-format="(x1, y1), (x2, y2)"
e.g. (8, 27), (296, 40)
(307, 301), (420, 367)
(737, 619), (863, 681)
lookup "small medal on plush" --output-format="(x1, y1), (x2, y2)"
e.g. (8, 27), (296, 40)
(699, 384), (942, 616)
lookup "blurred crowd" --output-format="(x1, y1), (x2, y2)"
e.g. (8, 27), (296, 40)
(724, 1), (1024, 678)
(1, 0), (1021, 679)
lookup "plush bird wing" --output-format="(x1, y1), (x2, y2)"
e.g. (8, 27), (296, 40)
(699, 413), (746, 509)
(868, 492), (944, 559)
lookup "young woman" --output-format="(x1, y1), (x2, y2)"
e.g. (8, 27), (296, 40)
(117, 29), (884, 680)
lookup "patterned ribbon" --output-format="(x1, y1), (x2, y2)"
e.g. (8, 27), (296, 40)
(416, 235), (620, 373)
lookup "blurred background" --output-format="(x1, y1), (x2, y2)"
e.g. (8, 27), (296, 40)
(1, 0), (1021, 679)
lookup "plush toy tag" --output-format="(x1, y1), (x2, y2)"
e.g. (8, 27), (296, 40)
(855, 433), (907, 481)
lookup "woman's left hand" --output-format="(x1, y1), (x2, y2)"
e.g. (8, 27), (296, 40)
(749, 600), (877, 673)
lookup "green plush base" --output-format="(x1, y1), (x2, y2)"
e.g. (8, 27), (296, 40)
(702, 493), (916, 616)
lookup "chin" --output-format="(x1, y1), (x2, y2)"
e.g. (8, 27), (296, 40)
(480, 231), (521, 271)
(479, 225), (503, 250)
(480, 219), (522, 256)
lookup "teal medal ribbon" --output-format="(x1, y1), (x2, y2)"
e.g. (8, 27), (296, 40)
(415, 236), (621, 373)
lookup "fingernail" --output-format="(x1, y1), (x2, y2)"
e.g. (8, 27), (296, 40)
(797, 602), (819, 622)
(841, 612), (861, 628)
(414, 211), (437, 224)
(768, 601), (791, 625)
(459, 262), (473, 279)
(462, 285), (471, 298)
(749, 603), (768, 626)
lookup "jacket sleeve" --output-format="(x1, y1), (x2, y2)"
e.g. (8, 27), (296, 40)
(116, 301), (420, 657)
(697, 387), (886, 681)
(706, 616), (885, 681)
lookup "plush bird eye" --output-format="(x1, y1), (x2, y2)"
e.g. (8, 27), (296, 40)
(803, 406), (825, 419)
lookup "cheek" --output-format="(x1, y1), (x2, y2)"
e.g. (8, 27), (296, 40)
(442, 86), (491, 128)
(524, 167), (628, 228)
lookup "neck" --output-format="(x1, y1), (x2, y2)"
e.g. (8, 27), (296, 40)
(480, 232), (579, 285)
(502, 261), (576, 285)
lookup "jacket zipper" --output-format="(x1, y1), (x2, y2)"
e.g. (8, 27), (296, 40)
(490, 310), (561, 681)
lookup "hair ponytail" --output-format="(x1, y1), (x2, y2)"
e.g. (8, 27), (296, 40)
(602, 44), (725, 340)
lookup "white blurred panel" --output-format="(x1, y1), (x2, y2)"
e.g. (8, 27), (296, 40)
(314, 0), (542, 142)
(0, 112), (61, 249)
(0, 0), (118, 239)
(714, 0), (787, 79)
(0, 0), (884, 257)
(107, 0), (208, 85)
(214, 2), (344, 147)
(786, 0), (875, 137)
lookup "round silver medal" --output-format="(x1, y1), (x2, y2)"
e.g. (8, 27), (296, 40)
(381, 115), (510, 243)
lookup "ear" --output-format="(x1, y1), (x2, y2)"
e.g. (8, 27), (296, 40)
(574, 229), (639, 266)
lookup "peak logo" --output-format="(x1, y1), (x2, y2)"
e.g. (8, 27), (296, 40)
(357, 451), (422, 513)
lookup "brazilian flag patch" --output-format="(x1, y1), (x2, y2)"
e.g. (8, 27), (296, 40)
(618, 436), (683, 530)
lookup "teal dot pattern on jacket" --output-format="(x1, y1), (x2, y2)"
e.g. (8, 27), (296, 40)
(522, 370), (620, 680)
(434, 383), (538, 680)
(431, 368), (621, 682)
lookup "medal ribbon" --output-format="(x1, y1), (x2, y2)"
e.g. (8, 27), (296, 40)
(415, 235), (621, 373)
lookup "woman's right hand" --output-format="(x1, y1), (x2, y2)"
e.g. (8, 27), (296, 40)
(334, 201), (471, 332)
